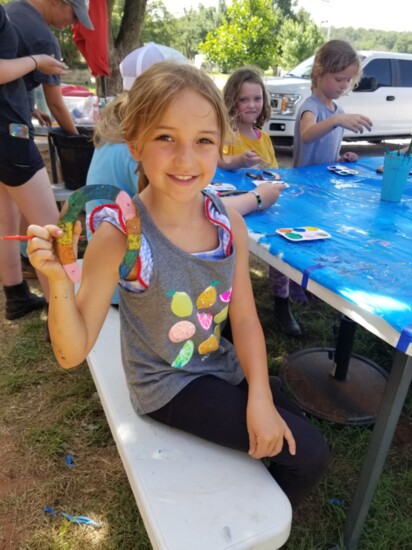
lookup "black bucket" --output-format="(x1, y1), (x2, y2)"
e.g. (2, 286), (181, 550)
(48, 126), (95, 190)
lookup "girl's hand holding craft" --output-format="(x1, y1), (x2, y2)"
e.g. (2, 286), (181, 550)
(27, 221), (82, 281)
(27, 224), (66, 280)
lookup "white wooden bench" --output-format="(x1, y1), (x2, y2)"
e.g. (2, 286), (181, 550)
(86, 305), (292, 550)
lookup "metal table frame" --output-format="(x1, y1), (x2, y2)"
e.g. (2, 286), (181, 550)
(248, 235), (411, 549)
(213, 159), (411, 548)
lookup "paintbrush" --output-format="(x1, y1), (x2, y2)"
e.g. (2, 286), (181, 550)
(0, 235), (34, 241)
(0, 235), (86, 241)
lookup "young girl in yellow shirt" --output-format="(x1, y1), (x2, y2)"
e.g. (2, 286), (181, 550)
(222, 66), (278, 170)
(222, 67), (301, 336)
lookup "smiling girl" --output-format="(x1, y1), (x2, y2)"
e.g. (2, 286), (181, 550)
(27, 62), (329, 508)
(222, 66), (278, 170)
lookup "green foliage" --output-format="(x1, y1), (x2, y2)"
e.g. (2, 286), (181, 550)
(277, 9), (324, 70)
(274, 0), (296, 18)
(200, 0), (280, 72)
(172, 4), (226, 59)
(141, 1), (227, 59)
(329, 26), (412, 54)
(140, 0), (175, 46)
(110, 0), (126, 37)
(52, 29), (86, 69)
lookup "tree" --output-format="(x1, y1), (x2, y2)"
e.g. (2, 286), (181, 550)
(107, 0), (148, 95)
(140, 0), (175, 47)
(277, 9), (324, 71)
(172, 4), (226, 59)
(200, 0), (280, 72)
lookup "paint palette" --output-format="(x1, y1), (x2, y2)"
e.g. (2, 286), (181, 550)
(276, 226), (331, 242)
(327, 165), (358, 176)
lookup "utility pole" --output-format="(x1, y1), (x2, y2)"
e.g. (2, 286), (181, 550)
(321, 0), (331, 40)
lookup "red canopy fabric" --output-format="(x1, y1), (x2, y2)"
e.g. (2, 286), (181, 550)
(72, 0), (110, 77)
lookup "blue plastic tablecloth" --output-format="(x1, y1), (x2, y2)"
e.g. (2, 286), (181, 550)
(213, 157), (412, 353)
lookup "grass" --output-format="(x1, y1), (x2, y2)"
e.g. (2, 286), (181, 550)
(0, 256), (411, 550)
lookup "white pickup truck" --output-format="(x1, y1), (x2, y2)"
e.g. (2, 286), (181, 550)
(263, 51), (412, 146)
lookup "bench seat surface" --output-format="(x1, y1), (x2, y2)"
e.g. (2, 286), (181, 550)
(87, 306), (292, 550)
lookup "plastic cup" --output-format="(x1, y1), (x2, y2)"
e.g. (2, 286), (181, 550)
(381, 151), (412, 202)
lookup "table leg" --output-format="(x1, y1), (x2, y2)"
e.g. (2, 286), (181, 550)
(280, 343), (388, 425)
(333, 315), (357, 380)
(343, 351), (412, 549)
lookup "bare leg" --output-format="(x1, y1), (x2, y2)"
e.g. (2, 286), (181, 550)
(0, 185), (22, 285)
(1, 167), (59, 301)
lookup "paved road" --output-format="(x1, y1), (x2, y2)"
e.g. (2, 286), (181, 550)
(275, 138), (409, 168)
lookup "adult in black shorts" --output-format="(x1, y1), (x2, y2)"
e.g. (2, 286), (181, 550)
(0, 6), (67, 320)
(5, 0), (93, 134)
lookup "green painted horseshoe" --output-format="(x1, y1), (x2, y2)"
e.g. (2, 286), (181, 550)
(56, 184), (141, 283)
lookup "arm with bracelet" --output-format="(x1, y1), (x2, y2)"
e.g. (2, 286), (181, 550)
(249, 190), (263, 208)
(220, 183), (287, 217)
(0, 54), (66, 85)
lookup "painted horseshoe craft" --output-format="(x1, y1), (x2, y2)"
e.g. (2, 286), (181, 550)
(56, 184), (141, 283)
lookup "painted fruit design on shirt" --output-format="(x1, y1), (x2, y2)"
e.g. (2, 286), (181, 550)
(214, 306), (228, 324)
(197, 312), (213, 331)
(198, 334), (219, 355)
(169, 321), (196, 343)
(166, 290), (193, 317)
(219, 289), (232, 303)
(172, 340), (195, 368)
(196, 280), (219, 309)
(167, 281), (232, 368)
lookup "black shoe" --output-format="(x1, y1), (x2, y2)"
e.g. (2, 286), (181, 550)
(273, 297), (301, 337)
(4, 281), (46, 320)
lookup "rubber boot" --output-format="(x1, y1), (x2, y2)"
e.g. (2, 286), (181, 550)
(289, 280), (308, 304)
(273, 297), (301, 337)
(4, 281), (46, 320)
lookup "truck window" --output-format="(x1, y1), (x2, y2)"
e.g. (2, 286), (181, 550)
(398, 60), (412, 87)
(362, 59), (392, 87)
(285, 56), (314, 78)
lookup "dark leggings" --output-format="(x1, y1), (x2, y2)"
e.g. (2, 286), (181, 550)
(148, 375), (330, 508)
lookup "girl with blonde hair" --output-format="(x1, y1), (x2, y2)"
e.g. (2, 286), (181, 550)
(28, 63), (329, 508)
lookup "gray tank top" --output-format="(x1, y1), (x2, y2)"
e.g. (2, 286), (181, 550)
(119, 194), (245, 415)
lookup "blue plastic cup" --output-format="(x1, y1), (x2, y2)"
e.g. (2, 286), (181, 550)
(381, 151), (412, 202)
